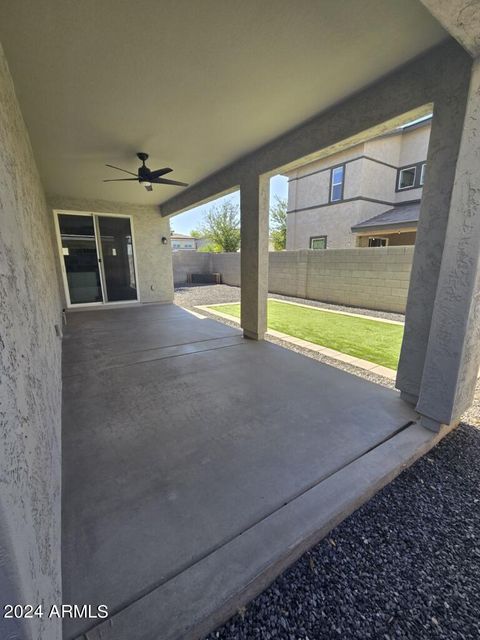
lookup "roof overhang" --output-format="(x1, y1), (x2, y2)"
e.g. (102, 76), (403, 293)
(352, 201), (421, 233)
(0, 0), (448, 208)
(354, 225), (418, 235)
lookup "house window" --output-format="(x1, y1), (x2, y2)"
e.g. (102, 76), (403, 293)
(398, 166), (416, 190)
(310, 236), (327, 250)
(330, 165), (345, 202)
(368, 237), (388, 247)
(420, 163), (426, 185)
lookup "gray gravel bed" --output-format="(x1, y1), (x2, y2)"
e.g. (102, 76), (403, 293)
(174, 283), (404, 323)
(271, 292), (404, 323)
(205, 422), (480, 640)
(175, 283), (242, 307)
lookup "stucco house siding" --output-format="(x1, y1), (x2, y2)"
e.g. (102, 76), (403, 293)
(48, 196), (174, 306)
(285, 121), (431, 250)
(0, 44), (63, 640)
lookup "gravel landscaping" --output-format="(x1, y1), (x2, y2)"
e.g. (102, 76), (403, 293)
(174, 284), (480, 640)
(174, 283), (404, 323)
(205, 423), (480, 640)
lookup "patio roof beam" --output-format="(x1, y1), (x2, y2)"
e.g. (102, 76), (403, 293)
(160, 40), (468, 218)
(420, 0), (480, 58)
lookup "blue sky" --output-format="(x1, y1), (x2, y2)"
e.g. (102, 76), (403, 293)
(170, 174), (288, 235)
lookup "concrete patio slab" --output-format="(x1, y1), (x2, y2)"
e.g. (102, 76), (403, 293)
(62, 304), (420, 639)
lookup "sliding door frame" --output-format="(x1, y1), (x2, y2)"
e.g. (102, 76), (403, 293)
(53, 209), (140, 309)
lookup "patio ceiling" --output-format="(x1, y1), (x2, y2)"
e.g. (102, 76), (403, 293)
(0, 0), (446, 206)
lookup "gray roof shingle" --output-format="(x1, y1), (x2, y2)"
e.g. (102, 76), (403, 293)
(351, 200), (421, 232)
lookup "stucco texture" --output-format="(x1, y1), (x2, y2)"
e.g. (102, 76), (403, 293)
(0, 44), (63, 639)
(47, 196), (174, 305)
(285, 123), (431, 251)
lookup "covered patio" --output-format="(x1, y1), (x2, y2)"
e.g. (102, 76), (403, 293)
(1, 2), (480, 640)
(62, 303), (440, 640)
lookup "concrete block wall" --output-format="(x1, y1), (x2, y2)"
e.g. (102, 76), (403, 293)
(305, 247), (413, 313)
(173, 251), (213, 284)
(268, 251), (308, 298)
(173, 246), (413, 313)
(212, 252), (241, 287)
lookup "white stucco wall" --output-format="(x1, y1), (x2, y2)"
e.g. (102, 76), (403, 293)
(48, 197), (174, 305)
(0, 44), (63, 640)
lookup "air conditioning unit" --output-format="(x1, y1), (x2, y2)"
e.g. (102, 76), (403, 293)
(187, 272), (222, 284)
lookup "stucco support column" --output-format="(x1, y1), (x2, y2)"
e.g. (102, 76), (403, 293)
(415, 58), (480, 431)
(396, 66), (471, 404)
(240, 174), (269, 340)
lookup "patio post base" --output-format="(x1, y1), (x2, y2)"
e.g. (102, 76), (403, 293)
(400, 391), (419, 407)
(243, 329), (265, 341)
(420, 415), (459, 433)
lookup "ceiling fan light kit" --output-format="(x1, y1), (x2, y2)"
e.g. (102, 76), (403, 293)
(103, 152), (189, 192)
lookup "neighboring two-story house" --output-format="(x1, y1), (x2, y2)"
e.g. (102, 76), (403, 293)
(285, 117), (431, 249)
(171, 233), (197, 251)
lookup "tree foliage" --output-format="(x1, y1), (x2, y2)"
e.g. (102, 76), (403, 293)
(195, 200), (241, 252)
(270, 195), (287, 251)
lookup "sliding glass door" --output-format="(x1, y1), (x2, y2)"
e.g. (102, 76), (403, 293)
(57, 214), (103, 304)
(97, 215), (137, 302)
(57, 212), (138, 306)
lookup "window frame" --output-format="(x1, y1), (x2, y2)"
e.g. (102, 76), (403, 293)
(310, 235), (328, 250)
(367, 237), (389, 248)
(396, 160), (426, 192)
(329, 164), (345, 203)
(420, 162), (426, 186)
(397, 166), (417, 191)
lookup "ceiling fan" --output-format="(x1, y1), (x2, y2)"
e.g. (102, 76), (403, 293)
(103, 152), (189, 192)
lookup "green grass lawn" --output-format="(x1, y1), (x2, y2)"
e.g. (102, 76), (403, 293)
(208, 299), (403, 369)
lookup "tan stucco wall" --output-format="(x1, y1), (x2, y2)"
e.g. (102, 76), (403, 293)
(360, 161), (397, 201)
(285, 122), (431, 249)
(388, 231), (416, 246)
(287, 142), (365, 182)
(286, 199), (391, 250)
(364, 133), (402, 165)
(48, 197), (174, 305)
(357, 231), (416, 247)
(398, 123), (430, 166)
(286, 201), (362, 249)
(0, 44), (63, 640)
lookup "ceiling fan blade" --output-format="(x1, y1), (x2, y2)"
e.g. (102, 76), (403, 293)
(103, 178), (139, 182)
(144, 183), (153, 192)
(151, 177), (189, 187)
(105, 164), (138, 177)
(148, 167), (173, 179)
